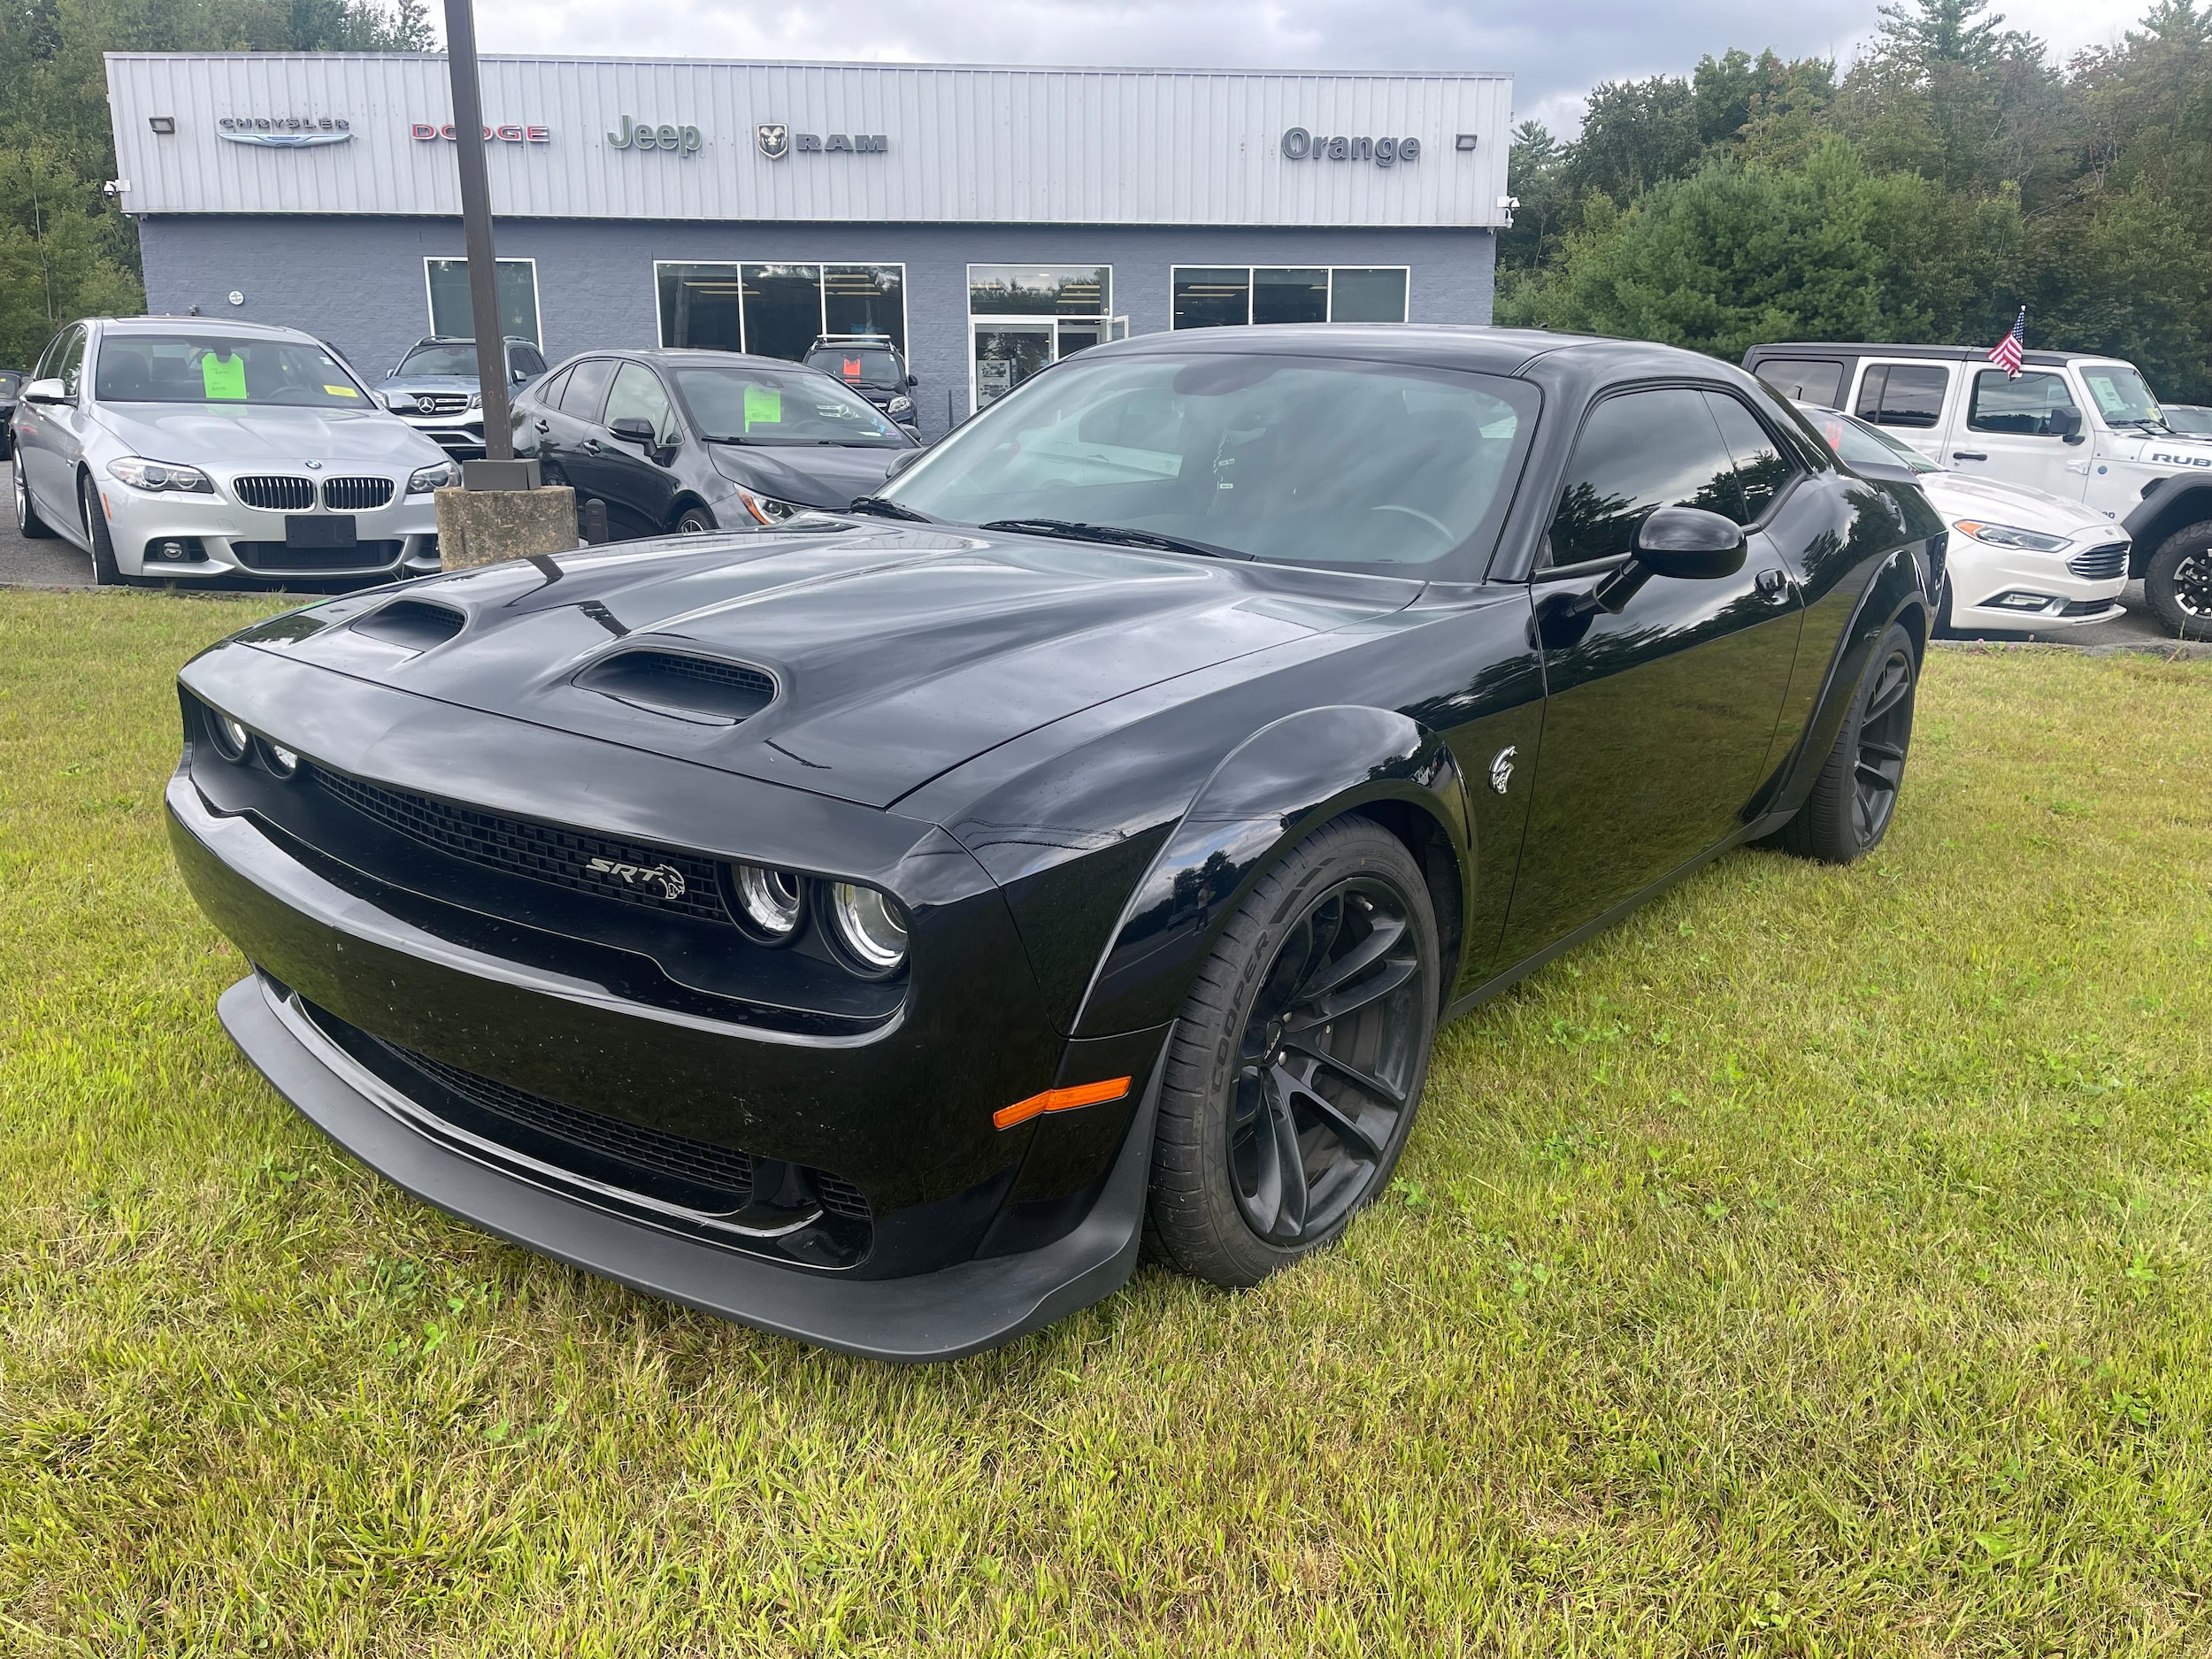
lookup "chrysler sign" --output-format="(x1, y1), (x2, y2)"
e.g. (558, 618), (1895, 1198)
(218, 116), (351, 148)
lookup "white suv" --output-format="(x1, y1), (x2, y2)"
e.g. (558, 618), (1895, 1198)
(1747, 342), (2212, 637)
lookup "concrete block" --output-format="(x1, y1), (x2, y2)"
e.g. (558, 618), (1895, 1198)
(436, 486), (579, 570)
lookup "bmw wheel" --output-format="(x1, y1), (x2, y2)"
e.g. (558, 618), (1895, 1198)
(79, 472), (122, 585)
(13, 453), (55, 539)
(1145, 818), (1440, 1287)
(1777, 623), (1917, 864)
(2146, 520), (2212, 641)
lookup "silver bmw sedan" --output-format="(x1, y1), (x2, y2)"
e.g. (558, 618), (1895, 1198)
(10, 317), (457, 586)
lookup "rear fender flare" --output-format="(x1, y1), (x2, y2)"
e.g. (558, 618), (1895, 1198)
(1071, 705), (1469, 1038)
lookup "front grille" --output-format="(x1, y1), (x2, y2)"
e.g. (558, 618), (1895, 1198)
(323, 475), (394, 511)
(429, 433), (486, 458)
(312, 764), (734, 926)
(816, 1172), (872, 1220)
(386, 1036), (759, 1203)
(231, 540), (404, 572)
(410, 393), (472, 417)
(2070, 541), (2128, 580)
(234, 475), (315, 511)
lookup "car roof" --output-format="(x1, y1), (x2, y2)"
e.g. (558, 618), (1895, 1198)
(560, 348), (838, 373)
(1746, 341), (2080, 370)
(94, 315), (326, 343)
(1089, 322), (1705, 377)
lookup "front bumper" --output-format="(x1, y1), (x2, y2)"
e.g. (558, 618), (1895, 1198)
(391, 411), (486, 460)
(1947, 541), (2130, 633)
(103, 480), (440, 581)
(219, 972), (1162, 1362)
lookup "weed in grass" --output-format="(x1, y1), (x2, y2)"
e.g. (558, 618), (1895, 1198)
(1, 592), (2210, 1653)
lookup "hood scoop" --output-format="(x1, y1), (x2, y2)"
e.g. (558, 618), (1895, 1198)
(574, 648), (779, 726)
(351, 599), (466, 653)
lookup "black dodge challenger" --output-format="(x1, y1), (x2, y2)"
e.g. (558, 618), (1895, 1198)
(168, 327), (1943, 1360)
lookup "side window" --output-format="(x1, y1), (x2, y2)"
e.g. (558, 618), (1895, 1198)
(1703, 392), (1798, 524)
(533, 365), (572, 409)
(1854, 363), (1947, 429)
(57, 327), (88, 398)
(1968, 369), (2079, 436)
(511, 344), (548, 379)
(560, 357), (616, 421)
(1545, 388), (1744, 569)
(604, 361), (680, 445)
(1754, 357), (1845, 407)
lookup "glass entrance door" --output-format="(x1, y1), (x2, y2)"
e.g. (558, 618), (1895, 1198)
(966, 265), (1114, 416)
(971, 323), (1054, 411)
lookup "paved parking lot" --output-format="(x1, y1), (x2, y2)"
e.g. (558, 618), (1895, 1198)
(0, 509), (2191, 646)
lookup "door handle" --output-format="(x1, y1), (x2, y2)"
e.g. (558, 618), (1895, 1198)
(1952, 451), (1988, 462)
(534, 418), (549, 433)
(582, 439), (603, 454)
(1755, 566), (1791, 597)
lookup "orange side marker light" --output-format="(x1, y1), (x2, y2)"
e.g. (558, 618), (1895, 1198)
(994, 1076), (1132, 1131)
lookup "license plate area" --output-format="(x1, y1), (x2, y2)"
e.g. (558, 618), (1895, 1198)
(286, 514), (357, 549)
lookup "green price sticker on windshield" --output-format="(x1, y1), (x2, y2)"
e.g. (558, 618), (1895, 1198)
(744, 386), (782, 428)
(201, 352), (248, 401)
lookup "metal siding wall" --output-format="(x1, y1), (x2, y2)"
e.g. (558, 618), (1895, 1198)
(108, 55), (1511, 227)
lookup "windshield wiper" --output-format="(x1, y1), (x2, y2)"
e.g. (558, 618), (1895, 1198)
(979, 518), (1248, 560)
(846, 495), (935, 522)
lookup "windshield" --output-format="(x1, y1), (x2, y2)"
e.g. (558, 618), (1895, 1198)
(671, 365), (908, 447)
(395, 343), (483, 378)
(805, 346), (902, 389)
(95, 334), (370, 409)
(0, 372), (19, 398)
(1804, 405), (1941, 474)
(2078, 363), (2162, 426)
(884, 351), (1540, 572)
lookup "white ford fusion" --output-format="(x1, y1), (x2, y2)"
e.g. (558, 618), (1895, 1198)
(1802, 403), (2129, 634)
(10, 318), (456, 585)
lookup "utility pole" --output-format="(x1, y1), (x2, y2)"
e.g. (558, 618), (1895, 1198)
(442, 0), (516, 468)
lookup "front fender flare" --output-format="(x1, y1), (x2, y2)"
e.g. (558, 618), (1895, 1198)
(2123, 475), (2212, 579)
(1071, 704), (1468, 1037)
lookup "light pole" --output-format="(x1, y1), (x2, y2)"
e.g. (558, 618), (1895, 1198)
(442, 0), (518, 476)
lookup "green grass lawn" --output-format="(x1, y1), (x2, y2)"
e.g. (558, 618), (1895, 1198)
(3, 589), (2210, 1656)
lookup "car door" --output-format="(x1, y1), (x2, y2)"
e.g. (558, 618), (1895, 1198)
(22, 324), (88, 527)
(1947, 366), (2089, 500)
(584, 361), (685, 537)
(1498, 384), (1804, 963)
(537, 357), (615, 493)
(1849, 358), (1953, 464)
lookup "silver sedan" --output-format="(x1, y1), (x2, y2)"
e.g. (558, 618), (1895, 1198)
(10, 317), (457, 585)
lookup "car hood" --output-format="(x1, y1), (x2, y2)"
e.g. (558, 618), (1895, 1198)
(1915, 470), (2123, 540)
(705, 441), (907, 509)
(242, 526), (1417, 809)
(94, 403), (449, 469)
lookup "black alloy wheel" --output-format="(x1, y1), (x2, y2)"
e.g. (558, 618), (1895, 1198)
(78, 471), (122, 585)
(2146, 521), (2212, 640)
(13, 453), (55, 539)
(1776, 621), (1918, 864)
(1147, 818), (1440, 1286)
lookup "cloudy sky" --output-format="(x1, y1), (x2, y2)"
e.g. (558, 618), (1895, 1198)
(474, 0), (2152, 134)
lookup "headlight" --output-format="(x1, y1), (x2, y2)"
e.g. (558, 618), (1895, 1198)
(408, 460), (460, 494)
(381, 392), (413, 412)
(825, 881), (910, 975)
(204, 705), (250, 762)
(466, 393), (483, 411)
(107, 456), (211, 494)
(887, 395), (914, 417)
(260, 739), (300, 778)
(736, 486), (805, 526)
(1954, 519), (2071, 553)
(730, 863), (806, 943)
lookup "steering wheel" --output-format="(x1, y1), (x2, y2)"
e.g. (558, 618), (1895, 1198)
(1371, 503), (1455, 541)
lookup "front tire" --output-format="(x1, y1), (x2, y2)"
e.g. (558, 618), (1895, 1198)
(1777, 623), (1917, 864)
(13, 454), (56, 539)
(1145, 818), (1440, 1287)
(2145, 521), (2212, 640)
(79, 472), (123, 585)
(673, 503), (716, 534)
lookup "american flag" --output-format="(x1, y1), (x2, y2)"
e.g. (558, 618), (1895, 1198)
(1989, 308), (2026, 379)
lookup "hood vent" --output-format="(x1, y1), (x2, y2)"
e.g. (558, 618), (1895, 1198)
(574, 649), (778, 724)
(351, 599), (466, 653)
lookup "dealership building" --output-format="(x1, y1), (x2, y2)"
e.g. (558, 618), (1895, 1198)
(104, 54), (1513, 440)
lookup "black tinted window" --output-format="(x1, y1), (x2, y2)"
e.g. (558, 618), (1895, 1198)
(1855, 364), (1948, 429)
(1968, 369), (2079, 436)
(1755, 357), (1844, 406)
(1704, 393), (1795, 523)
(532, 366), (572, 408)
(561, 358), (616, 420)
(1547, 388), (1743, 567)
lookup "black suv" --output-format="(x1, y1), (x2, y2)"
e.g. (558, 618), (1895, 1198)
(803, 334), (918, 433)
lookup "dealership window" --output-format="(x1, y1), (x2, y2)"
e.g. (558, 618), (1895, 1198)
(655, 263), (908, 359)
(966, 265), (1116, 411)
(424, 257), (541, 347)
(1171, 266), (1409, 329)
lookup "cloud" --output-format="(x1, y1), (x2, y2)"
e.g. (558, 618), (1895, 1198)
(475, 0), (2149, 134)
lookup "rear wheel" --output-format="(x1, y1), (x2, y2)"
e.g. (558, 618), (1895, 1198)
(1777, 623), (1917, 864)
(1146, 818), (1440, 1287)
(13, 454), (55, 539)
(79, 472), (122, 585)
(2145, 521), (2212, 641)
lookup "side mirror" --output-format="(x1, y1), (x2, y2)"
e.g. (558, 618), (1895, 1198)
(906, 373), (919, 388)
(2047, 406), (2083, 442)
(1632, 505), (1747, 580)
(23, 377), (66, 405)
(883, 447), (926, 480)
(608, 416), (657, 445)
